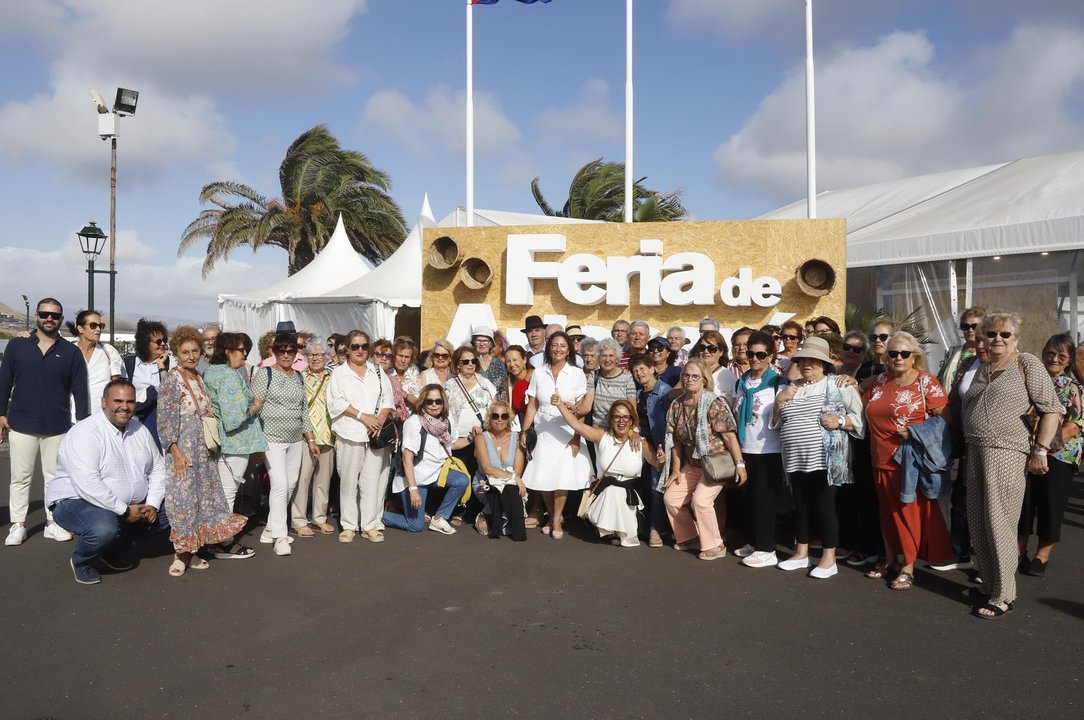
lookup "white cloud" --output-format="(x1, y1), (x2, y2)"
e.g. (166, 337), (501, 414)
(667, 0), (793, 36)
(715, 25), (1084, 200)
(361, 84), (520, 157)
(536, 79), (622, 150)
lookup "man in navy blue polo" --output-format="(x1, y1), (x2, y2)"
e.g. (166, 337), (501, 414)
(0, 297), (90, 546)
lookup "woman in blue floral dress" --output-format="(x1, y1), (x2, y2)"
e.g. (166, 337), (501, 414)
(159, 326), (247, 576)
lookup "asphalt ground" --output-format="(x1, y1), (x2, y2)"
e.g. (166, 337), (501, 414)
(1, 441), (1082, 720)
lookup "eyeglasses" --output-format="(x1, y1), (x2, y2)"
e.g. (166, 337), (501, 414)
(683, 375), (703, 382)
(305, 352), (324, 358)
(960, 323), (978, 331)
(749, 351), (771, 360)
(373, 352), (393, 359)
(698, 345), (720, 353)
(648, 346), (667, 353)
(83, 321), (104, 330)
(423, 397), (444, 406)
(273, 345), (298, 354)
(37, 311), (62, 320)
(459, 358), (478, 366)
(781, 334), (800, 342)
(612, 415), (632, 422)
(869, 333), (890, 342)
(152, 338), (167, 346)
(844, 344), (865, 354)
(887, 350), (912, 359)
(349, 343), (368, 352)
(986, 331), (1013, 339)
(490, 412), (510, 420)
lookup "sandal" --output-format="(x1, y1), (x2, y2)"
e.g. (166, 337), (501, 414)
(698, 546), (726, 561)
(865, 563), (887, 579)
(524, 516), (540, 529)
(889, 571), (915, 591)
(315, 522), (336, 534)
(188, 556), (210, 571)
(291, 525), (316, 538)
(168, 557), (187, 577)
(474, 515), (489, 536)
(213, 543), (255, 560)
(973, 600), (1014, 620)
(449, 516), (464, 528)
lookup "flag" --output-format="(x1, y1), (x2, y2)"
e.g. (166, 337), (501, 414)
(471, 1), (551, 5)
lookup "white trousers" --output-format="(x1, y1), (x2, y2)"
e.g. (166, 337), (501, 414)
(265, 441), (303, 539)
(293, 444), (335, 527)
(8, 430), (64, 524)
(217, 453), (250, 512)
(336, 438), (389, 532)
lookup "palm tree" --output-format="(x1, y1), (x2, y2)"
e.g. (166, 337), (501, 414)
(530, 158), (687, 222)
(179, 125), (407, 277)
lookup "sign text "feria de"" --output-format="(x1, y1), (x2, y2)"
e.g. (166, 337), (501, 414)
(505, 234), (783, 308)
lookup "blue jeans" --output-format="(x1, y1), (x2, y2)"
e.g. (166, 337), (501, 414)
(382, 471), (469, 532)
(51, 498), (170, 568)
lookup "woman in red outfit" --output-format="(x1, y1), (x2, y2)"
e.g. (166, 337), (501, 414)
(863, 331), (954, 590)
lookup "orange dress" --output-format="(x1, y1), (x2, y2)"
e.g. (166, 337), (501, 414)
(864, 371), (954, 566)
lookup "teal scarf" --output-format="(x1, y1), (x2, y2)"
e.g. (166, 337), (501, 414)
(736, 367), (779, 445)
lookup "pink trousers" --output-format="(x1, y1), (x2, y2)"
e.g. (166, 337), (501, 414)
(663, 464), (725, 552)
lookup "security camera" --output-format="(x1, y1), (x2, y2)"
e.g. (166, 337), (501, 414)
(89, 89), (110, 114)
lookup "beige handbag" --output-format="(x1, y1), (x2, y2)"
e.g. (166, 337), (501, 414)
(701, 451), (736, 483)
(180, 370), (221, 452)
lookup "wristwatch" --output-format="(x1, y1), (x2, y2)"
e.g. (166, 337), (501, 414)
(837, 415), (846, 429)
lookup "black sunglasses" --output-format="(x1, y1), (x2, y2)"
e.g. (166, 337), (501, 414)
(749, 351), (771, 360)
(698, 345), (720, 353)
(869, 333), (890, 342)
(82, 321), (104, 330)
(459, 358), (478, 366)
(960, 323), (978, 331)
(350, 342), (369, 352)
(781, 334), (800, 341)
(38, 311), (62, 320)
(424, 397), (444, 406)
(152, 338), (167, 346)
(887, 350), (912, 359)
(844, 344), (865, 354)
(431, 352), (450, 359)
(273, 345), (298, 354)
(490, 412), (510, 420)
(986, 331), (1013, 339)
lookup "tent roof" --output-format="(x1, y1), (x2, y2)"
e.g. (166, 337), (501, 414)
(218, 214), (374, 304)
(437, 207), (604, 227)
(757, 150), (1084, 267)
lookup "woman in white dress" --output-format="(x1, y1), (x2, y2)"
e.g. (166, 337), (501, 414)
(519, 331), (593, 539)
(555, 398), (660, 546)
(70, 310), (123, 416)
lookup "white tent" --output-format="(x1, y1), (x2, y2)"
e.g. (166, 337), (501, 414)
(758, 149), (1084, 350)
(218, 214), (375, 342)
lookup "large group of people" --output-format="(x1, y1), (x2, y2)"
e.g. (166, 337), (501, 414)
(1, 298), (1080, 621)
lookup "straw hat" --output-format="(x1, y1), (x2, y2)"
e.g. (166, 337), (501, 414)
(790, 336), (834, 365)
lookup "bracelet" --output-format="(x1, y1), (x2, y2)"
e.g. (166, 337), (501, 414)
(1032, 448), (1048, 457)
(735, 461), (746, 468)
(1033, 441), (1051, 451)
(408, 486), (419, 491)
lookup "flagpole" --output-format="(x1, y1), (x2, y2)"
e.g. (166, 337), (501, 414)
(466, 1), (475, 226)
(805, 0), (817, 219)
(624, 0), (634, 223)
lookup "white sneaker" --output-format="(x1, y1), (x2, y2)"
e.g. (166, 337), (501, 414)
(809, 563), (838, 579)
(260, 529), (293, 545)
(44, 523), (73, 542)
(273, 537), (292, 556)
(778, 556), (811, 571)
(5, 524), (27, 546)
(733, 544), (755, 558)
(741, 550), (779, 568)
(428, 516), (456, 535)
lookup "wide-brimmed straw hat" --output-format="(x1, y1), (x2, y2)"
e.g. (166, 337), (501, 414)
(790, 336), (834, 365)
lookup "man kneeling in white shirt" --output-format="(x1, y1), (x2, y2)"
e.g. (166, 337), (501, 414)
(47, 379), (169, 585)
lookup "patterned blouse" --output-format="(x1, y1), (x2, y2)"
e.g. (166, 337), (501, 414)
(202, 364), (268, 455)
(665, 393), (738, 464)
(446, 374), (498, 439)
(963, 353), (1062, 454)
(303, 368), (333, 446)
(478, 356), (509, 403)
(397, 365), (421, 399)
(254, 366), (314, 444)
(1051, 374), (1084, 467)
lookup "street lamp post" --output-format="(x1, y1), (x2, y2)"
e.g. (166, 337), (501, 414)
(90, 86), (139, 344)
(77, 222), (112, 316)
(21, 294), (29, 332)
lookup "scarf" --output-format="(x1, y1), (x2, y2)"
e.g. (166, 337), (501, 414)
(736, 366), (779, 445)
(658, 390), (719, 492)
(419, 412), (453, 449)
(819, 377), (851, 487)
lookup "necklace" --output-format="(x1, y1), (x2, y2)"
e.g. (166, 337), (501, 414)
(989, 351), (1017, 374)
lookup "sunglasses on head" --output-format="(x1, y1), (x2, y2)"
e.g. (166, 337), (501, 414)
(749, 351), (771, 360)
(350, 342), (368, 352)
(869, 333), (890, 342)
(423, 397), (444, 406)
(38, 311), (62, 320)
(986, 331), (1013, 339)
(781, 334), (800, 341)
(960, 322), (978, 331)
(490, 412), (510, 420)
(273, 345), (298, 354)
(844, 344), (865, 354)
(83, 321), (104, 330)
(887, 350), (912, 359)
(459, 358), (478, 366)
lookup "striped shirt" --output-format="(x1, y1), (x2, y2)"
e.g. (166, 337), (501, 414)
(587, 370), (637, 426)
(779, 379), (830, 473)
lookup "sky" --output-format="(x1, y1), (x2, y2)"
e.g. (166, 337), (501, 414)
(0, 0), (1081, 324)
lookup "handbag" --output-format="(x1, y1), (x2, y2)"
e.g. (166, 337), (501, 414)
(368, 366), (399, 450)
(578, 439), (627, 518)
(701, 450), (737, 483)
(179, 370), (220, 452)
(1019, 358), (1066, 453)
